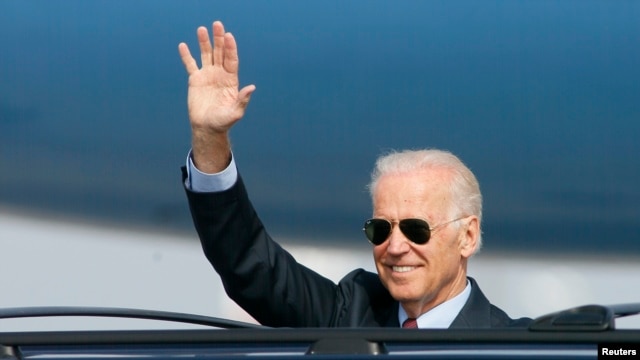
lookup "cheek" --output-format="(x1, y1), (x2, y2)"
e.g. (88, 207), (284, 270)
(432, 237), (464, 271)
(372, 245), (385, 261)
(424, 236), (457, 263)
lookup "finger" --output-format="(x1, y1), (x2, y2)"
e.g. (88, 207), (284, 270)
(223, 32), (239, 74)
(237, 84), (256, 108)
(212, 21), (225, 66)
(197, 26), (213, 67)
(178, 43), (199, 74)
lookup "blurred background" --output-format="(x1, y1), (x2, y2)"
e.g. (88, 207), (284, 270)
(1, 0), (639, 330)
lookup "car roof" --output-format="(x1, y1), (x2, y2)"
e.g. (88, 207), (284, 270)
(2, 305), (640, 359)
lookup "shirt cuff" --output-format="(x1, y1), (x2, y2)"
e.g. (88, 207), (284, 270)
(184, 150), (238, 193)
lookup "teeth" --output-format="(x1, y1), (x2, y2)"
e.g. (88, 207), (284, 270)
(392, 266), (415, 273)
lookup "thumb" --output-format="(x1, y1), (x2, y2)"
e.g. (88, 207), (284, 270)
(238, 84), (256, 109)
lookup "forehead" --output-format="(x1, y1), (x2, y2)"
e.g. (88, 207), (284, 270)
(372, 168), (453, 218)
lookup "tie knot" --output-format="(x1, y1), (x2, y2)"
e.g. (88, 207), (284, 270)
(402, 318), (418, 329)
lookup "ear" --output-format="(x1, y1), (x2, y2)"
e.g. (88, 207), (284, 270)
(459, 216), (479, 258)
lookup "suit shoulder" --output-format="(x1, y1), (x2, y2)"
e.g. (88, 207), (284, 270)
(338, 269), (394, 306)
(330, 269), (396, 327)
(489, 304), (532, 327)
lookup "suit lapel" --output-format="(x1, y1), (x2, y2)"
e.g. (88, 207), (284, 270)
(383, 302), (400, 327)
(449, 277), (492, 328)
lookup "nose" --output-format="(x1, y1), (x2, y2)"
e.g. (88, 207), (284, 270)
(385, 224), (411, 255)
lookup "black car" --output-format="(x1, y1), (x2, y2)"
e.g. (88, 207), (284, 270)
(1, 304), (639, 359)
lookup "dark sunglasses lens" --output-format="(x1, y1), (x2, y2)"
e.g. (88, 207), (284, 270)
(364, 219), (391, 245)
(399, 219), (431, 244)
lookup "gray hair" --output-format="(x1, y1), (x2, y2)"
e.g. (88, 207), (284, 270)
(367, 149), (483, 250)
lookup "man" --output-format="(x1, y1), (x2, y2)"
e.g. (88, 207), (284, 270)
(178, 21), (530, 328)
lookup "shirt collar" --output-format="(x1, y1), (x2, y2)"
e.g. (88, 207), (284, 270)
(398, 279), (472, 329)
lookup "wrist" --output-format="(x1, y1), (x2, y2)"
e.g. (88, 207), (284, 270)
(191, 131), (232, 174)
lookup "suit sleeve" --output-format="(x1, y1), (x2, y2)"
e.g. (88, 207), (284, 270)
(182, 167), (339, 327)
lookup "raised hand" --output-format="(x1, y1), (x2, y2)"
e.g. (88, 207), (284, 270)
(178, 21), (255, 173)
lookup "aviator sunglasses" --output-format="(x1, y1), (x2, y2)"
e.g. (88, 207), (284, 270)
(363, 217), (467, 246)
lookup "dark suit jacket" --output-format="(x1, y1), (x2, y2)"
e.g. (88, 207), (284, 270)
(183, 167), (531, 328)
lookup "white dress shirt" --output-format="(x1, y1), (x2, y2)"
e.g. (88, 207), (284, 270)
(185, 151), (238, 192)
(398, 280), (471, 329)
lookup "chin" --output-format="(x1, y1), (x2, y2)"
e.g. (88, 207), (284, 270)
(386, 284), (420, 303)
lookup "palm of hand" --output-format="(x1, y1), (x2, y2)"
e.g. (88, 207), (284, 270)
(187, 65), (242, 133)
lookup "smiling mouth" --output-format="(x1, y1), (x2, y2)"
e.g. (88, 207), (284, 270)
(392, 266), (417, 273)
